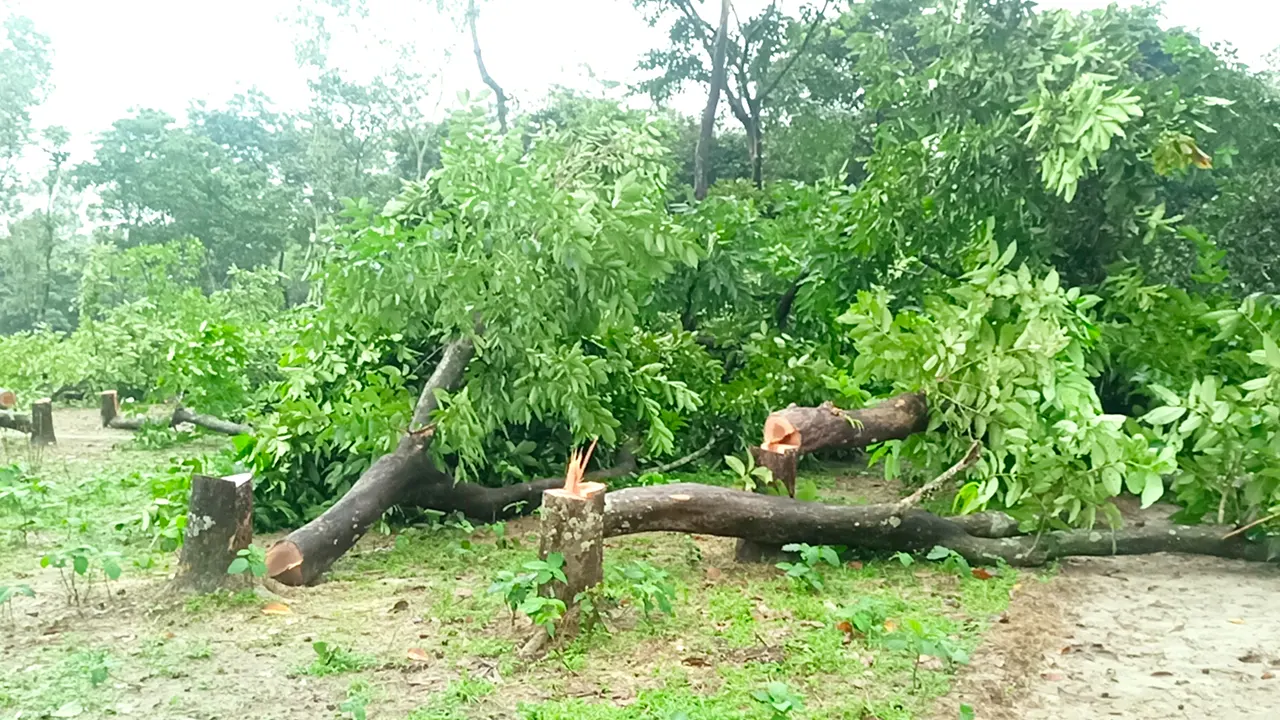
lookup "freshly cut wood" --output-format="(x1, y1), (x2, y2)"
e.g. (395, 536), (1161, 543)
(100, 390), (119, 427)
(31, 399), (55, 446)
(750, 445), (798, 498)
(174, 473), (254, 592)
(267, 336), (475, 586)
(602, 484), (1280, 566)
(0, 410), (31, 434)
(763, 392), (928, 456)
(0, 388), (15, 410)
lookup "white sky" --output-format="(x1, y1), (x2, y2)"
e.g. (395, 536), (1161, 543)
(5, 0), (1278, 169)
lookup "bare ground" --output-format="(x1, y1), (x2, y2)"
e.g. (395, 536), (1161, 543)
(940, 553), (1280, 719)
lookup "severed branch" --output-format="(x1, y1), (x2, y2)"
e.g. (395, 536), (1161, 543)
(895, 440), (982, 512)
(467, 0), (508, 133)
(642, 436), (719, 475)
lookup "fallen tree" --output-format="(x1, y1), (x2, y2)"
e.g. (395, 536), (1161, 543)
(0, 409), (31, 434)
(99, 390), (251, 436)
(602, 483), (1280, 565)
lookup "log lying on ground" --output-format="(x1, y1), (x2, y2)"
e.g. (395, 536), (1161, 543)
(267, 337), (474, 586)
(0, 410), (32, 434)
(602, 484), (1279, 565)
(99, 390), (251, 436)
(763, 392), (929, 456)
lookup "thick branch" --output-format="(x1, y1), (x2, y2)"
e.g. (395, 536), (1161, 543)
(467, 0), (508, 133)
(764, 393), (929, 456)
(412, 337), (475, 427)
(0, 410), (32, 434)
(603, 484), (1279, 566)
(775, 269), (809, 330)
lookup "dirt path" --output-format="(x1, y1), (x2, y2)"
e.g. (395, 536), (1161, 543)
(943, 553), (1280, 719)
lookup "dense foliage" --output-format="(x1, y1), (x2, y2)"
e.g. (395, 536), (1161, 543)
(2, 0), (1278, 535)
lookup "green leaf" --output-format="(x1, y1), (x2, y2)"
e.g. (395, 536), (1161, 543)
(1263, 333), (1280, 369)
(1141, 406), (1186, 425)
(227, 558), (249, 575)
(723, 455), (746, 476)
(72, 555), (89, 576)
(1140, 473), (1164, 509)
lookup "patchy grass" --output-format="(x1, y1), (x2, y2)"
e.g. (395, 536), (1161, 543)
(0, 410), (1020, 719)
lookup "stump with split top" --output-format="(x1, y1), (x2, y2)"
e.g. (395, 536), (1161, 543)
(538, 481), (607, 603)
(31, 398), (55, 446)
(174, 473), (254, 592)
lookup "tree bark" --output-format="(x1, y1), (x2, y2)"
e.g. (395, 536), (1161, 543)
(266, 336), (475, 586)
(764, 393), (929, 456)
(467, 0), (508, 133)
(100, 390), (118, 427)
(171, 408), (251, 436)
(174, 473), (254, 592)
(694, 0), (731, 200)
(0, 410), (32, 434)
(602, 484), (1280, 566)
(30, 398), (55, 446)
(539, 483), (606, 604)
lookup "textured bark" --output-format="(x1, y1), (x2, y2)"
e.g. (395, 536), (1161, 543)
(267, 337), (475, 585)
(0, 410), (31, 434)
(174, 473), (254, 592)
(100, 390), (118, 427)
(30, 399), (55, 446)
(538, 483), (606, 604)
(764, 393), (929, 456)
(603, 484), (1280, 566)
(735, 446), (797, 561)
(171, 408), (251, 436)
(693, 0), (731, 200)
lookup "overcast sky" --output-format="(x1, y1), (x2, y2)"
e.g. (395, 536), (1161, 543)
(6, 0), (1278, 167)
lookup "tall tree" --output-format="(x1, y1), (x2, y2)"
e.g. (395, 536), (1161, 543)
(693, 0), (730, 199)
(635, 0), (832, 187)
(0, 15), (52, 218)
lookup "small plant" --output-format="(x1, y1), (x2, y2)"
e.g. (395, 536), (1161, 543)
(0, 582), (35, 622)
(340, 679), (374, 720)
(303, 641), (376, 676)
(519, 595), (567, 636)
(724, 452), (777, 493)
(226, 545), (268, 578)
(751, 681), (805, 719)
(883, 618), (970, 686)
(606, 560), (677, 619)
(40, 545), (123, 605)
(0, 463), (50, 544)
(835, 597), (890, 640)
(488, 553), (568, 633)
(891, 551), (915, 567)
(926, 545), (972, 575)
(777, 543), (843, 592)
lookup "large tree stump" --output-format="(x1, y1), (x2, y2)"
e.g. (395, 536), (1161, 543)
(30, 399), (55, 446)
(175, 473), (254, 592)
(734, 446), (799, 563)
(100, 391), (119, 427)
(538, 481), (606, 604)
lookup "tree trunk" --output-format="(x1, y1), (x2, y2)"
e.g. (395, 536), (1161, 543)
(102, 405), (250, 436)
(266, 336), (475, 586)
(174, 473), (254, 592)
(538, 483), (606, 604)
(764, 393), (929, 456)
(100, 390), (118, 427)
(748, 119), (763, 189)
(0, 410), (32, 434)
(467, 0), (508, 133)
(602, 484), (1280, 566)
(30, 399), (55, 446)
(694, 0), (731, 200)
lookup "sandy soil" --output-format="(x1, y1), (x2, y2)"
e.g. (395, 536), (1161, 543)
(941, 553), (1280, 719)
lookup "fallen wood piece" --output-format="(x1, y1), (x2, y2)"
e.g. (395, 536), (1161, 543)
(172, 408), (251, 436)
(602, 484), (1280, 566)
(0, 410), (32, 434)
(0, 388), (15, 410)
(763, 392), (929, 456)
(100, 401), (251, 436)
(174, 473), (254, 592)
(31, 399), (55, 446)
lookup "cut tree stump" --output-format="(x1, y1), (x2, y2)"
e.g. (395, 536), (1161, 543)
(174, 473), (254, 592)
(100, 391), (119, 427)
(538, 481), (607, 604)
(734, 446), (799, 562)
(30, 399), (55, 446)
(0, 388), (15, 410)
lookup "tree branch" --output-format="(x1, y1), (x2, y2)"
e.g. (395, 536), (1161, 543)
(895, 440), (981, 512)
(758, 0), (831, 103)
(467, 0), (508, 133)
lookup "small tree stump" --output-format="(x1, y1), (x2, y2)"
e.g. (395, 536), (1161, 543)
(175, 473), (254, 592)
(100, 390), (119, 427)
(30, 398), (55, 446)
(734, 446), (799, 563)
(0, 388), (15, 410)
(538, 481), (606, 604)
